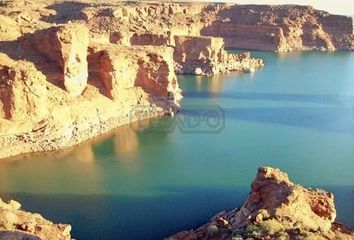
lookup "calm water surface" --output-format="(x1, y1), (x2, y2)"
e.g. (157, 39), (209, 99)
(1, 51), (354, 239)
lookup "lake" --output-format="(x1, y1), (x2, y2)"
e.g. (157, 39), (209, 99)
(1, 51), (354, 240)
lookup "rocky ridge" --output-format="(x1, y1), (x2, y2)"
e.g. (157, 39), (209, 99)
(170, 167), (354, 240)
(0, 198), (72, 240)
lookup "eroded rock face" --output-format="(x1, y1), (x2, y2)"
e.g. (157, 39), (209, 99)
(201, 5), (354, 51)
(0, 22), (182, 159)
(32, 23), (89, 96)
(0, 198), (72, 240)
(135, 47), (182, 101)
(130, 33), (172, 46)
(170, 167), (354, 240)
(0, 0), (353, 159)
(0, 54), (48, 121)
(174, 36), (263, 75)
(88, 44), (181, 102)
(233, 167), (336, 231)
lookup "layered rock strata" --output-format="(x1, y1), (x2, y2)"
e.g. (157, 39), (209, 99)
(201, 5), (354, 51)
(32, 23), (90, 96)
(47, 1), (353, 52)
(170, 167), (354, 240)
(0, 198), (72, 240)
(0, 21), (181, 159)
(88, 43), (182, 101)
(174, 36), (264, 75)
(1, 1), (351, 53)
(0, 0), (353, 158)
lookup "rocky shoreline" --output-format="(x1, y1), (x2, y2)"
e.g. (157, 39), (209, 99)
(0, 0), (267, 160)
(0, 198), (72, 240)
(170, 167), (354, 240)
(1, 167), (353, 240)
(0, 1), (353, 159)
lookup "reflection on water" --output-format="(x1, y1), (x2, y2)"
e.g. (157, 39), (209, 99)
(1, 51), (354, 240)
(113, 125), (139, 158)
(73, 144), (95, 163)
(194, 74), (242, 93)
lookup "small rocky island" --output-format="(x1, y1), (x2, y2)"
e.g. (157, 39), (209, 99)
(1, 167), (353, 239)
(170, 167), (354, 240)
(0, 0), (353, 159)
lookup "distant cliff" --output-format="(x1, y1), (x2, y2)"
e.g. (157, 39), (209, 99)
(201, 5), (354, 51)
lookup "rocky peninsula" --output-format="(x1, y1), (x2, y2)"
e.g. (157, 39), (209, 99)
(170, 167), (354, 240)
(0, 0), (353, 159)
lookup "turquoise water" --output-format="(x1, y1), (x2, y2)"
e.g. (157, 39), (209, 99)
(1, 51), (354, 239)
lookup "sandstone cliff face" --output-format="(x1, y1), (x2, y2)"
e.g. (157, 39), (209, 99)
(32, 23), (90, 96)
(170, 167), (354, 240)
(0, 0), (353, 158)
(174, 36), (263, 75)
(0, 19), (181, 159)
(88, 44), (182, 101)
(73, 2), (353, 52)
(201, 5), (354, 51)
(0, 198), (72, 240)
(0, 55), (48, 121)
(1, 1), (352, 53)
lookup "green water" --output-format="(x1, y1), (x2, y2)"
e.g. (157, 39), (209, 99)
(1, 51), (354, 239)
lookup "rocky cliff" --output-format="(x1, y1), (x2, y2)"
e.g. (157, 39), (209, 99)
(0, 198), (72, 240)
(170, 167), (354, 240)
(0, 19), (181, 159)
(174, 36), (263, 75)
(201, 5), (354, 51)
(0, 0), (353, 158)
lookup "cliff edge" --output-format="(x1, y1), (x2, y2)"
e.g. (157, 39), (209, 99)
(170, 167), (354, 240)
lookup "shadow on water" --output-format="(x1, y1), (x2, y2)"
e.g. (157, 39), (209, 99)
(1, 185), (353, 240)
(184, 91), (354, 107)
(1, 187), (248, 240)
(224, 107), (354, 134)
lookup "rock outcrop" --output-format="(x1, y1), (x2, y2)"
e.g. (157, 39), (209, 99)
(0, 198), (72, 240)
(0, 54), (48, 122)
(0, 20), (181, 159)
(32, 23), (90, 96)
(170, 167), (354, 240)
(78, 2), (353, 52)
(201, 5), (354, 51)
(1, 1), (353, 53)
(0, 0), (353, 159)
(88, 43), (182, 101)
(174, 36), (263, 75)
